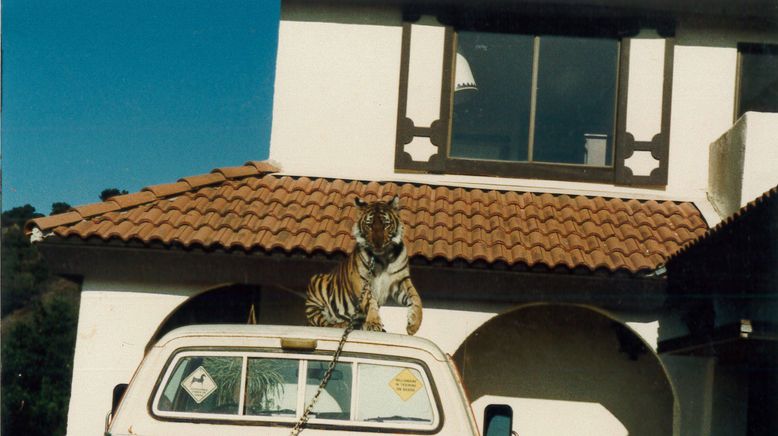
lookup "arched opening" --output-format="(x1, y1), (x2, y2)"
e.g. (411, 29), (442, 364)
(455, 303), (677, 436)
(147, 284), (307, 350)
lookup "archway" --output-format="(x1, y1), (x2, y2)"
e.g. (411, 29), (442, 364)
(147, 284), (307, 350)
(454, 303), (677, 436)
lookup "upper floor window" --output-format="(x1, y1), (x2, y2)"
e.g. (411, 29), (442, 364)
(394, 11), (675, 186)
(451, 32), (619, 168)
(737, 43), (778, 118)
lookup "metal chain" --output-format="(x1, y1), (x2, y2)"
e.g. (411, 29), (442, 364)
(290, 255), (375, 436)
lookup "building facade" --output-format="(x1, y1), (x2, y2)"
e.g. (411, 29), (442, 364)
(27, 1), (778, 435)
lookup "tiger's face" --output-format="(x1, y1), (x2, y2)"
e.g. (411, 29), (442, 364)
(353, 196), (403, 256)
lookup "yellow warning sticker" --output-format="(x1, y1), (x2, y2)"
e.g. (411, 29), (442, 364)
(388, 368), (423, 401)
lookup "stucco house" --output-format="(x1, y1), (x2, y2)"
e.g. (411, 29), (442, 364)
(26, 0), (777, 435)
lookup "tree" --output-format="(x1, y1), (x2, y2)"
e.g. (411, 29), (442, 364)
(99, 188), (128, 201)
(1, 226), (49, 316)
(1, 205), (43, 228)
(50, 202), (71, 215)
(1, 283), (80, 436)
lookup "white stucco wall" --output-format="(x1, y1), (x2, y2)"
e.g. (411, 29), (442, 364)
(741, 112), (778, 202)
(269, 11), (767, 212)
(709, 111), (778, 217)
(381, 306), (498, 354)
(66, 283), (195, 436)
(668, 43), (737, 202)
(269, 18), (402, 178)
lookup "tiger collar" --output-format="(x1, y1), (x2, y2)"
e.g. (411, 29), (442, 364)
(362, 241), (405, 271)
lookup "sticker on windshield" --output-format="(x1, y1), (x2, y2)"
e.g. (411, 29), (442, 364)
(388, 368), (423, 401)
(181, 366), (218, 404)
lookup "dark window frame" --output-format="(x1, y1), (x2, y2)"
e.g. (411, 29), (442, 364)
(735, 42), (778, 120)
(394, 10), (675, 186)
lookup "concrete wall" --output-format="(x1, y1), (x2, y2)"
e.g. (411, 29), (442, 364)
(65, 270), (671, 436)
(269, 12), (702, 202)
(453, 304), (678, 436)
(269, 4), (403, 179)
(66, 283), (194, 436)
(709, 112), (778, 218)
(268, 4), (778, 215)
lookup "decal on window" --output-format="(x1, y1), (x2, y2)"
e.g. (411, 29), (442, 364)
(181, 366), (218, 404)
(388, 368), (423, 401)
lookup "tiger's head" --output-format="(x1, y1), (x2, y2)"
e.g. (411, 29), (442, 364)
(353, 196), (403, 257)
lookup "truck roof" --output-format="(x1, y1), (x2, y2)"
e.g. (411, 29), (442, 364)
(153, 324), (448, 361)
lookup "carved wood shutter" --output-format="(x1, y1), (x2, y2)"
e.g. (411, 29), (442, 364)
(614, 36), (675, 186)
(394, 19), (675, 187)
(394, 22), (454, 173)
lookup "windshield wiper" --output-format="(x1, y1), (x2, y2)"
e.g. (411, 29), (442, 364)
(251, 408), (296, 416)
(365, 415), (431, 423)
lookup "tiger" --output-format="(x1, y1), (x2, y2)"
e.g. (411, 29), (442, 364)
(305, 196), (423, 335)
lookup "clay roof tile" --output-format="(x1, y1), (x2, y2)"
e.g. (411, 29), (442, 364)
(27, 164), (708, 274)
(244, 160), (280, 174)
(180, 173), (226, 189)
(143, 182), (191, 198)
(212, 165), (260, 179)
(110, 191), (157, 209)
(27, 212), (84, 233)
(68, 201), (118, 219)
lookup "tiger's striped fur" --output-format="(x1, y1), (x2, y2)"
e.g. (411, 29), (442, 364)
(305, 196), (423, 335)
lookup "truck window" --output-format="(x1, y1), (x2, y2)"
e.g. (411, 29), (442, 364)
(356, 363), (434, 424)
(305, 361), (353, 420)
(158, 356), (242, 415)
(244, 358), (299, 417)
(152, 351), (439, 430)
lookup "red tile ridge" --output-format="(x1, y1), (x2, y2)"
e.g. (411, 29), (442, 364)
(109, 191), (157, 209)
(70, 201), (122, 219)
(25, 161), (281, 236)
(143, 181), (191, 198)
(179, 172), (227, 189)
(26, 212), (84, 235)
(244, 160), (280, 174)
(212, 165), (260, 179)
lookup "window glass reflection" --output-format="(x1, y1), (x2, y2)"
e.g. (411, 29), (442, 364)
(450, 32), (618, 168)
(451, 31), (533, 161)
(304, 361), (353, 420)
(244, 358), (298, 417)
(534, 36), (618, 165)
(738, 43), (778, 117)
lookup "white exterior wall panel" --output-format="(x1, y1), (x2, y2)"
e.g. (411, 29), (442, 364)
(269, 17), (754, 210)
(66, 285), (192, 436)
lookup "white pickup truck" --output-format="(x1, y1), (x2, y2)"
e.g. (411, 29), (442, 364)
(106, 324), (494, 436)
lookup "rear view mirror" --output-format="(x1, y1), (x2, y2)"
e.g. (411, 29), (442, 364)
(484, 404), (514, 436)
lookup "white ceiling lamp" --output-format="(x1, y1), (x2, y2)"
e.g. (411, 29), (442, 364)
(454, 52), (478, 104)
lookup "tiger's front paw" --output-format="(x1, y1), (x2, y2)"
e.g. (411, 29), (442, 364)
(363, 320), (384, 332)
(406, 311), (422, 335)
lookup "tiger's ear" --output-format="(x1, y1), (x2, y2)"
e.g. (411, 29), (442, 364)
(355, 197), (368, 209)
(390, 196), (400, 210)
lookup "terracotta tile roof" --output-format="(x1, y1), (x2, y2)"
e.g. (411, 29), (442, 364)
(26, 161), (708, 274)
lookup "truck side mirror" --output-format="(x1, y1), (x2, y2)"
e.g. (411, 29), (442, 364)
(112, 383), (129, 416)
(484, 404), (514, 436)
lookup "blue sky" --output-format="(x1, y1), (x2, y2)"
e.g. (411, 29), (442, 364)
(2, 0), (280, 214)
